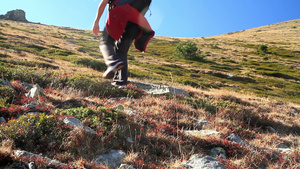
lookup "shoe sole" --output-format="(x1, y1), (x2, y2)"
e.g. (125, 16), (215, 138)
(103, 63), (124, 79)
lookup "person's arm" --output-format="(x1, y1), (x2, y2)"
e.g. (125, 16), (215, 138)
(93, 0), (109, 36)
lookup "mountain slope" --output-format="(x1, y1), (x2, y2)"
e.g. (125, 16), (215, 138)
(0, 19), (299, 168)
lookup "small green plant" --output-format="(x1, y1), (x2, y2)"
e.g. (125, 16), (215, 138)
(263, 56), (269, 60)
(0, 84), (15, 107)
(58, 106), (126, 129)
(0, 113), (67, 153)
(174, 41), (201, 60)
(258, 45), (268, 55)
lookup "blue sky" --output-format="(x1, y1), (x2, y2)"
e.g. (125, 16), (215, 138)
(1, 0), (299, 37)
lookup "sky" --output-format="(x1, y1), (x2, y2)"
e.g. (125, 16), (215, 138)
(1, 0), (299, 38)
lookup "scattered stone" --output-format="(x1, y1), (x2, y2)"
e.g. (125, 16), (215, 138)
(28, 161), (36, 169)
(227, 73), (234, 78)
(195, 119), (209, 127)
(119, 164), (135, 169)
(22, 102), (45, 113)
(130, 81), (190, 97)
(184, 130), (220, 137)
(210, 147), (227, 159)
(25, 84), (44, 98)
(18, 82), (33, 91)
(276, 147), (294, 154)
(276, 143), (289, 149)
(125, 109), (139, 115)
(13, 50), (20, 53)
(0, 79), (14, 89)
(94, 149), (126, 168)
(266, 126), (276, 133)
(182, 154), (225, 169)
(290, 109), (298, 116)
(114, 104), (125, 111)
(227, 133), (253, 150)
(63, 117), (95, 134)
(127, 137), (134, 143)
(14, 150), (67, 168)
(0, 117), (6, 124)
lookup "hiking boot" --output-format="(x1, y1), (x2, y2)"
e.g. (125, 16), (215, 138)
(103, 61), (124, 79)
(118, 85), (127, 89)
(111, 82), (127, 89)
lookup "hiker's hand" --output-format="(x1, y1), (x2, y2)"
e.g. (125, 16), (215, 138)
(93, 23), (100, 36)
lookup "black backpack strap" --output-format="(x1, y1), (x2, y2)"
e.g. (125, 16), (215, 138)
(109, 0), (151, 15)
(130, 0), (152, 15)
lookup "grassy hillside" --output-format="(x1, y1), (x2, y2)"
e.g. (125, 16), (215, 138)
(0, 19), (299, 103)
(0, 19), (299, 168)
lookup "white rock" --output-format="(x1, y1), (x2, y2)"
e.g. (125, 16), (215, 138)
(63, 117), (95, 134)
(182, 154), (225, 169)
(94, 149), (126, 168)
(127, 137), (134, 143)
(125, 109), (139, 115)
(227, 133), (253, 150)
(184, 130), (220, 137)
(119, 164), (135, 169)
(25, 84), (44, 98)
(227, 73), (234, 78)
(130, 81), (190, 97)
(195, 119), (209, 127)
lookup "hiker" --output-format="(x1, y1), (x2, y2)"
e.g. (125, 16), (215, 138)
(93, 0), (155, 88)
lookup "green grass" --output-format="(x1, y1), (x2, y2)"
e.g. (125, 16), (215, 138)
(240, 60), (299, 81)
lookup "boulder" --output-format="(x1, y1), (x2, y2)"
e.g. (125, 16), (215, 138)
(63, 117), (95, 134)
(210, 147), (227, 159)
(18, 82), (33, 91)
(182, 154), (225, 169)
(94, 149), (126, 168)
(130, 81), (190, 97)
(0, 9), (28, 22)
(25, 84), (44, 98)
(227, 133), (253, 150)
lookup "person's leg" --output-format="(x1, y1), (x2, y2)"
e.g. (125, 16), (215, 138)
(99, 29), (124, 79)
(113, 22), (140, 85)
